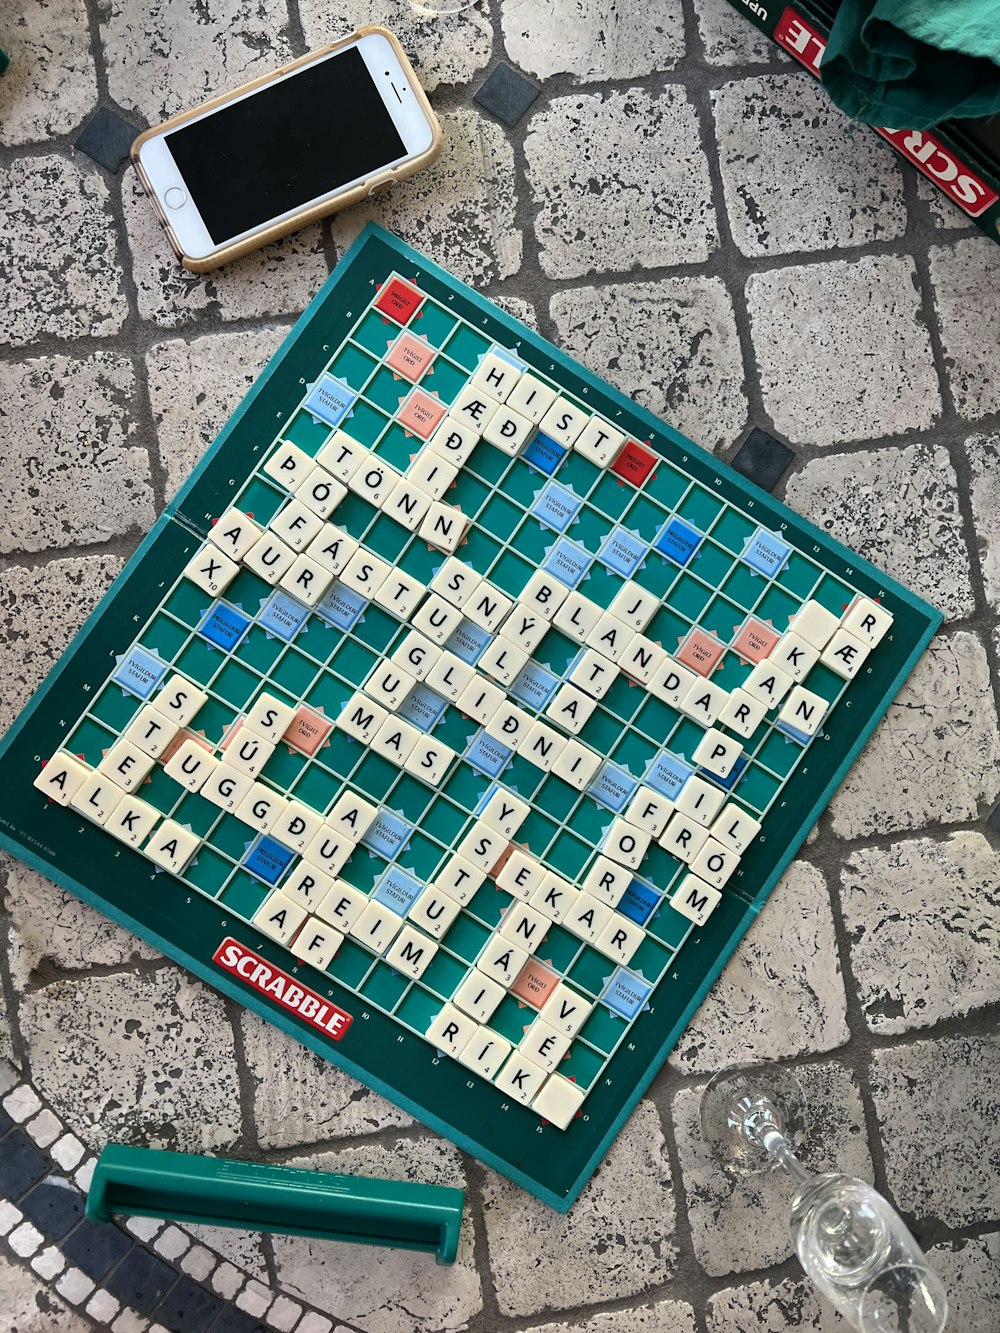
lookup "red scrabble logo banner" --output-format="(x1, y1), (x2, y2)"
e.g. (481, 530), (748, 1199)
(774, 7), (999, 219)
(213, 938), (353, 1040)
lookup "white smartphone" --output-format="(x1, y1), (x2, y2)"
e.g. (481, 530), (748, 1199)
(133, 28), (442, 272)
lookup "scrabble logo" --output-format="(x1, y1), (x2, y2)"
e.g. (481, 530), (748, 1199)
(213, 938), (353, 1039)
(774, 7), (999, 218)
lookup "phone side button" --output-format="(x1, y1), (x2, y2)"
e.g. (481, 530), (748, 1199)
(367, 181), (394, 198)
(164, 186), (187, 209)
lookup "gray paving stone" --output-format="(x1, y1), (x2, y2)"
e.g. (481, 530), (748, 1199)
(692, 0), (789, 64)
(964, 431), (1000, 610)
(19, 968), (242, 1154)
(0, 353), (153, 555)
(145, 327), (288, 500)
(501, 0), (684, 81)
(528, 1301), (697, 1333)
(299, 0), (493, 95)
(331, 108), (521, 286)
(746, 255), (940, 446)
(272, 1138), (480, 1331)
(916, 175), (979, 231)
(712, 73), (906, 257)
(550, 276), (746, 452)
(525, 88), (718, 280)
(829, 631), (1000, 840)
(2, 156), (128, 348)
(482, 1099), (677, 1316)
(707, 1275), (839, 1332)
(97, 0), (293, 124)
(184, 1223), (268, 1284)
(928, 1232), (1000, 1332)
(870, 1035), (1000, 1228)
(841, 833), (1000, 1035)
(930, 237), (1000, 421)
(0, 0), (96, 146)
(0, 555), (123, 736)
(3, 858), (158, 991)
(474, 63), (539, 129)
(239, 1011), (411, 1149)
(0, 1251), (91, 1331)
(670, 862), (848, 1074)
(783, 441), (974, 621)
(123, 171), (328, 329)
(673, 1062), (872, 1276)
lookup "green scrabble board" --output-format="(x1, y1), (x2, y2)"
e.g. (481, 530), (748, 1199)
(0, 225), (940, 1211)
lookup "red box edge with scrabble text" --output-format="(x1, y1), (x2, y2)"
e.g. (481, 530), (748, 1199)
(213, 937), (353, 1040)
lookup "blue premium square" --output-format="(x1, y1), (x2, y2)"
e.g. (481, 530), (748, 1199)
(198, 601), (252, 651)
(510, 662), (560, 709)
(361, 810), (413, 860)
(603, 968), (653, 1020)
(522, 432), (567, 476)
(645, 750), (694, 800)
(588, 762), (638, 812)
(303, 374), (357, 428)
(543, 537), (592, 588)
(532, 481), (582, 532)
(618, 878), (660, 926)
(315, 582), (367, 630)
(112, 646), (167, 699)
(465, 730), (513, 778)
(398, 684), (447, 731)
(244, 835), (294, 886)
(705, 753), (751, 790)
(655, 517), (703, 566)
(259, 591), (309, 642)
(373, 867), (423, 915)
(446, 619), (492, 664)
(598, 526), (648, 576)
(742, 527), (792, 578)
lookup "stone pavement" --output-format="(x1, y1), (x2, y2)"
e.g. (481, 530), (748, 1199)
(1, 0), (999, 1329)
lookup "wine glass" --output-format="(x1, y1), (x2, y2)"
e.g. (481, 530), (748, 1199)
(700, 1063), (949, 1332)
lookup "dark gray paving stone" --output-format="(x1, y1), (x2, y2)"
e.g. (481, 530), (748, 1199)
(0, 1133), (49, 1199)
(61, 1216), (132, 1281)
(74, 106), (138, 173)
(474, 63), (539, 128)
(20, 1178), (85, 1239)
(731, 427), (795, 491)
(105, 1244), (177, 1313)
(155, 1274), (224, 1332)
(207, 1306), (270, 1333)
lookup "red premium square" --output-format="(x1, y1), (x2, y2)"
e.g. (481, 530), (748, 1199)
(374, 277), (424, 325)
(611, 439), (657, 486)
(731, 617), (782, 664)
(385, 331), (435, 381)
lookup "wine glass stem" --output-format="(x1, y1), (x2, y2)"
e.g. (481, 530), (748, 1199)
(756, 1123), (812, 1186)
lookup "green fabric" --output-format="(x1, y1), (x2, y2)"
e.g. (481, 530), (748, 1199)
(821, 0), (1000, 129)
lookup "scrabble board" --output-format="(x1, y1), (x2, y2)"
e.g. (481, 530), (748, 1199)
(0, 225), (940, 1211)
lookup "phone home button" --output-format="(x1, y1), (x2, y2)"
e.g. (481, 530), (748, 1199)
(164, 186), (187, 209)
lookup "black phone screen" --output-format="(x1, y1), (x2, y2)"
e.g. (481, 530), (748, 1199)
(166, 47), (406, 244)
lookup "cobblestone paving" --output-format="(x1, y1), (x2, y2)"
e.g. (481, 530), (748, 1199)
(1, 0), (999, 1329)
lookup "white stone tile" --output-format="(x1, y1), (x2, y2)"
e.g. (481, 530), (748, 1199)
(0, 0), (96, 145)
(528, 1301), (697, 1333)
(926, 1232), (1000, 1333)
(502, 0), (684, 80)
(965, 430), (1000, 610)
(3, 1084), (42, 1122)
(707, 1274), (840, 1331)
(2, 1253), (91, 1330)
(930, 237), (1000, 420)
(692, 0), (790, 64)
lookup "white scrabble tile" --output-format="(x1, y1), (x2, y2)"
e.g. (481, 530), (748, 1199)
(411, 593), (464, 645)
(458, 1027), (512, 1080)
(317, 881), (369, 932)
(316, 429), (367, 482)
(222, 729), (275, 778)
(450, 384), (500, 434)
(483, 405), (533, 456)
(718, 688), (768, 740)
(553, 591), (602, 644)
(370, 716), (421, 766)
(339, 549), (391, 600)
(711, 803), (761, 854)
(530, 872), (577, 923)
(545, 683), (597, 735)
(282, 864), (334, 912)
(164, 739), (218, 793)
(419, 501), (468, 554)
(580, 855), (631, 908)
(430, 556), (479, 609)
(391, 630), (441, 681)
(595, 914), (644, 965)
(335, 692), (388, 745)
(382, 478), (431, 532)
(520, 1019), (571, 1072)
(541, 981), (593, 1038)
(504, 370), (557, 423)
(273, 799), (325, 854)
(479, 788), (530, 839)
(457, 676), (506, 725)
(279, 554), (334, 607)
(243, 533), (296, 585)
(742, 658), (795, 710)
(539, 396), (588, 448)
(520, 720), (567, 772)
(496, 848), (543, 902)
(692, 728), (743, 780)
(679, 677), (729, 727)
(252, 891), (307, 945)
(533, 1073), (586, 1129)
(373, 569), (425, 621)
(327, 791), (378, 841)
(270, 498), (324, 552)
(384, 924), (438, 979)
(347, 457), (401, 508)
(408, 887), (461, 940)
(453, 971), (506, 1023)
(588, 611), (632, 663)
(498, 605), (549, 654)
(350, 900), (404, 954)
(788, 599), (840, 649)
(648, 656), (698, 708)
(208, 508), (261, 561)
(608, 581), (659, 632)
(408, 446), (458, 501)
(476, 934), (529, 988)
(235, 784), (289, 834)
(568, 647), (619, 699)
(674, 774), (727, 827)
(573, 416), (626, 467)
(455, 823), (506, 872)
(464, 581), (513, 633)
(302, 827), (353, 877)
(691, 837), (741, 890)
(305, 523), (358, 576)
(479, 638), (529, 686)
(123, 705), (179, 759)
(770, 631), (820, 683)
(145, 819), (200, 874)
(471, 349), (524, 401)
(670, 873), (721, 926)
(620, 633), (667, 685)
(426, 417), (480, 468)
(659, 809), (711, 863)
(603, 817), (650, 869)
(520, 569), (570, 619)
(263, 440), (312, 491)
(425, 1003), (478, 1058)
(33, 753), (90, 806)
(495, 1052), (548, 1106)
(105, 795), (159, 848)
(293, 918), (342, 970)
(842, 595), (893, 648)
(296, 465), (347, 521)
(550, 739), (602, 790)
(623, 785), (673, 837)
(432, 854), (486, 905)
(183, 544), (239, 597)
(425, 651), (474, 702)
(499, 901), (549, 954)
(151, 675), (208, 728)
(564, 891), (613, 943)
(821, 627), (871, 680)
(365, 661), (416, 712)
(777, 685), (828, 738)
(484, 701), (531, 748)
(404, 735), (456, 786)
